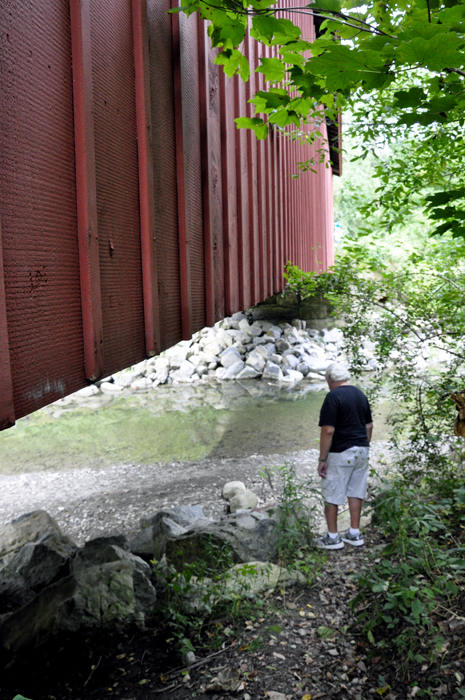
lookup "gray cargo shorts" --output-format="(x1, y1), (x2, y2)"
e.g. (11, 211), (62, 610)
(321, 446), (369, 506)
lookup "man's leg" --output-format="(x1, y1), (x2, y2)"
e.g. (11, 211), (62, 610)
(325, 502), (338, 533)
(348, 496), (363, 529)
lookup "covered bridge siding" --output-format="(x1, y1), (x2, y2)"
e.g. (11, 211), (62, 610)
(0, 0), (335, 429)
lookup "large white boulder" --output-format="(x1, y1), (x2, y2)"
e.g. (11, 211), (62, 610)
(245, 350), (266, 373)
(236, 366), (261, 379)
(222, 361), (244, 379)
(220, 346), (243, 368)
(165, 345), (190, 368)
(178, 360), (196, 378)
(262, 361), (283, 381)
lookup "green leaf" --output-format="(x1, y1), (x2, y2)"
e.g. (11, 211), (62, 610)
(255, 89), (290, 109)
(313, 0), (342, 10)
(410, 599), (424, 619)
(209, 17), (247, 49)
(393, 88), (427, 109)
(235, 116), (269, 139)
(396, 31), (465, 72)
(252, 16), (300, 43)
(215, 49), (250, 80)
(256, 56), (286, 83)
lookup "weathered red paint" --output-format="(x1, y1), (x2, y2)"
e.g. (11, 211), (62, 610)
(0, 1), (334, 428)
(69, 0), (105, 381)
(0, 221), (15, 430)
(132, 0), (161, 355)
(171, 5), (192, 339)
(198, 19), (225, 326)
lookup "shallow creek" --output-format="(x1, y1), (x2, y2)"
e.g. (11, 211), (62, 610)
(0, 379), (393, 475)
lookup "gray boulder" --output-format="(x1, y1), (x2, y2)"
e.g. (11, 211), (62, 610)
(0, 575), (36, 614)
(0, 539), (157, 663)
(164, 517), (279, 571)
(2, 533), (77, 592)
(275, 338), (291, 353)
(135, 507), (207, 561)
(236, 366), (260, 380)
(0, 511), (63, 563)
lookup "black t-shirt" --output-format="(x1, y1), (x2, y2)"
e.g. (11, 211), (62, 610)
(319, 385), (373, 453)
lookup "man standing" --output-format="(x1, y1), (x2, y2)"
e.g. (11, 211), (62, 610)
(315, 363), (373, 550)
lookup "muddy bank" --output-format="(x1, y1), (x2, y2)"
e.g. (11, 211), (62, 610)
(0, 443), (390, 546)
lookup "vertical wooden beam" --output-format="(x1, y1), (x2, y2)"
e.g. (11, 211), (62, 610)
(198, 18), (225, 325)
(132, 0), (161, 355)
(0, 221), (15, 430)
(198, 19), (214, 327)
(220, 70), (239, 316)
(171, 4), (192, 338)
(235, 72), (250, 309)
(69, 0), (104, 381)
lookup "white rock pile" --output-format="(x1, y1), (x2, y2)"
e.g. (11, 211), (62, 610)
(77, 313), (349, 400)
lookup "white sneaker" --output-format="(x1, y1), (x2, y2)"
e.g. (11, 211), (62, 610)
(340, 530), (364, 547)
(315, 533), (344, 550)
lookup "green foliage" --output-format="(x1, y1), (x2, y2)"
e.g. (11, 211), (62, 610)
(351, 469), (465, 672)
(285, 240), (465, 673)
(262, 462), (320, 566)
(153, 539), (273, 654)
(175, 0), (465, 238)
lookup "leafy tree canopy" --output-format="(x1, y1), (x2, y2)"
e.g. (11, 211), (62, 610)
(174, 0), (465, 237)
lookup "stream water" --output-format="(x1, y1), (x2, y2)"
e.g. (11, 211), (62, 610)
(0, 379), (393, 475)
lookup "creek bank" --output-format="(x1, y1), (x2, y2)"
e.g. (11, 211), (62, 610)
(0, 476), (311, 667)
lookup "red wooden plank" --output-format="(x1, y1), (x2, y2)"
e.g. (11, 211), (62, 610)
(69, 0), (104, 381)
(220, 70), (239, 315)
(198, 19), (214, 327)
(198, 18), (225, 324)
(245, 31), (260, 305)
(132, 0), (161, 356)
(234, 73), (250, 309)
(171, 5), (192, 338)
(0, 221), (15, 430)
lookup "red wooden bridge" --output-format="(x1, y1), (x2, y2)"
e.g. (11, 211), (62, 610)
(0, 0), (336, 429)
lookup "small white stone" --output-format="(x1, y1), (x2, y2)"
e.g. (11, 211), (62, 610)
(73, 385), (100, 398)
(282, 369), (304, 383)
(100, 382), (124, 394)
(229, 490), (258, 513)
(130, 377), (153, 392)
(223, 481), (246, 500)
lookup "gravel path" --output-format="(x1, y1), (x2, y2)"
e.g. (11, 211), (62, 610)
(0, 443), (391, 546)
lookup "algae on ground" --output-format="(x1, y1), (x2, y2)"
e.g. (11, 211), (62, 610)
(0, 398), (225, 474)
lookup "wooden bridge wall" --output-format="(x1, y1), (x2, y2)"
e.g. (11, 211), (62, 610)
(0, 0), (334, 428)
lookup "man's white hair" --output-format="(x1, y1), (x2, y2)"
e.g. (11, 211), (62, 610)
(325, 362), (351, 383)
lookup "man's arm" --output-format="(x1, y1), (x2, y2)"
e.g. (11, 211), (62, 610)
(318, 425), (335, 478)
(366, 422), (373, 444)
